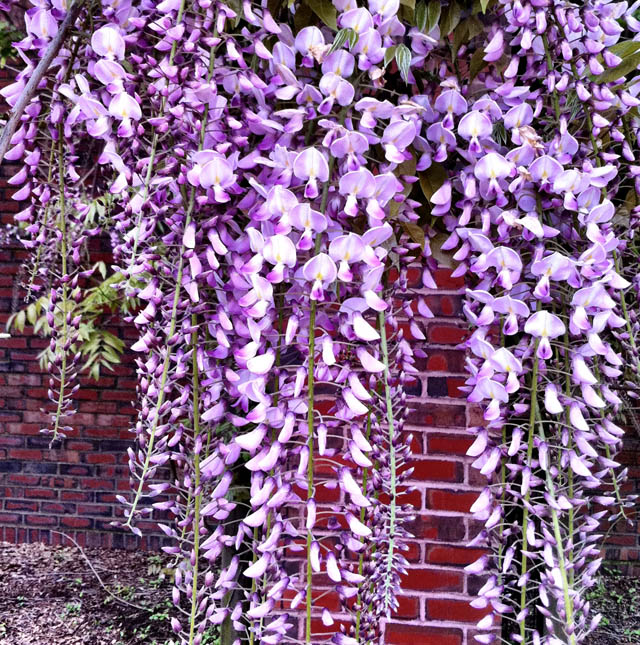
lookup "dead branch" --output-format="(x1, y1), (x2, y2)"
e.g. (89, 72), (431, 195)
(0, 0), (85, 162)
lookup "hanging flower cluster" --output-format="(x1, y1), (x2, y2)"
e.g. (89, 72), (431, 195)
(3, 0), (640, 644)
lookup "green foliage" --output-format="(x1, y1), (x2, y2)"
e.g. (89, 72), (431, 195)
(384, 44), (397, 68)
(395, 44), (412, 81)
(418, 162), (447, 201)
(593, 47), (640, 84)
(63, 601), (82, 616)
(414, 1), (427, 33)
(439, 0), (461, 36)
(329, 28), (358, 54)
(0, 21), (21, 67)
(6, 264), (130, 381)
(426, 0), (441, 33)
(304, 0), (337, 30)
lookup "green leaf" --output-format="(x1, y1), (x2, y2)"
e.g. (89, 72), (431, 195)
(609, 41), (640, 58)
(96, 261), (107, 279)
(293, 1), (314, 32)
(415, 0), (427, 32)
(399, 3), (413, 24)
(429, 232), (456, 268)
(384, 45), (397, 68)
(304, 0), (338, 30)
(426, 0), (441, 33)
(418, 163), (447, 201)
(440, 0), (461, 36)
(593, 50), (640, 85)
(6, 312), (16, 332)
(34, 317), (50, 335)
(400, 0), (415, 11)
(26, 303), (37, 326)
(395, 44), (412, 82)
(329, 28), (357, 54)
(451, 20), (467, 57)
(469, 47), (487, 82)
(397, 157), (417, 195)
(14, 310), (25, 333)
(465, 15), (484, 40)
(267, 0), (283, 16)
(102, 332), (125, 352)
(473, 0), (493, 12)
(401, 222), (425, 250)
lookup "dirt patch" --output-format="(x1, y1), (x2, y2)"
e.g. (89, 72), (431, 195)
(0, 541), (176, 645)
(586, 568), (640, 644)
(1, 541), (637, 644)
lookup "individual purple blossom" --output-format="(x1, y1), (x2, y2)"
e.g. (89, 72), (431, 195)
(339, 168), (376, 215)
(28, 9), (58, 40)
(524, 311), (566, 360)
(91, 25), (126, 59)
(293, 148), (330, 198)
(303, 253), (337, 300)
(458, 110), (492, 154)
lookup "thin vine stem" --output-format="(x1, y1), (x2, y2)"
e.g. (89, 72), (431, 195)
(188, 314), (202, 645)
(51, 123), (69, 443)
(378, 307), (397, 615)
(519, 337), (540, 645)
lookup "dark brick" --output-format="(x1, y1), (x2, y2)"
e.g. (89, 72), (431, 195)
(23, 462), (57, 474)
(427, 377), (449, 397)
(0, 461), (21, 473)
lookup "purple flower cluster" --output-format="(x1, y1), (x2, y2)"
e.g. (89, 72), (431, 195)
(3, 0), (640, 644)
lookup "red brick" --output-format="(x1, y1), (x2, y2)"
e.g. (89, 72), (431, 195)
(427, 433), (473, 455)
(408, 515), (466, 541)
(427, 545), (487, 566)
(61, 491), (92, 502)
(8, 448), (42, 460)
(385, 623), (462, 645)
(428, 324), (469, 345)
(426, 598), (491, 623)
(61, 516), (93, 529)
(5, 501), (38, 512)
(425, 353), (447, 371)
(84, 453), (117, 465)
(408, 403), (466, 428)
(26, 514), (56, 526)
(393, 595), (420, 618)
(446, 377), (466, 398)
(427, 490), (478, 513)
(309, 618), (351, 640)
(0, 437), (24, 447)
(404, 568), (463, 592)
(433, 268), (465, 290)
(410, 459), (462, 482)
(24, 488), (56, 499)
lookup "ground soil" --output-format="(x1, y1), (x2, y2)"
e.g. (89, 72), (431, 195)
(586, 568), (640, 644)
(1, 541), (637, 644)
(0, 541), (176, 645)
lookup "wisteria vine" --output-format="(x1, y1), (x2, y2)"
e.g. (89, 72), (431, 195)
(2, 0), (640, 643)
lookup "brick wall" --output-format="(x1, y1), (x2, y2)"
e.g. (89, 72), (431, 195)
(382, 268), (491, 645)
(0, 240), (169, 550)
(0, 228), (491, 642)
(3, 236), (640, 642)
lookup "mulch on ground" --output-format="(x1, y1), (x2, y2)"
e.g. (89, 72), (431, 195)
(0, 541), (176, 645)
